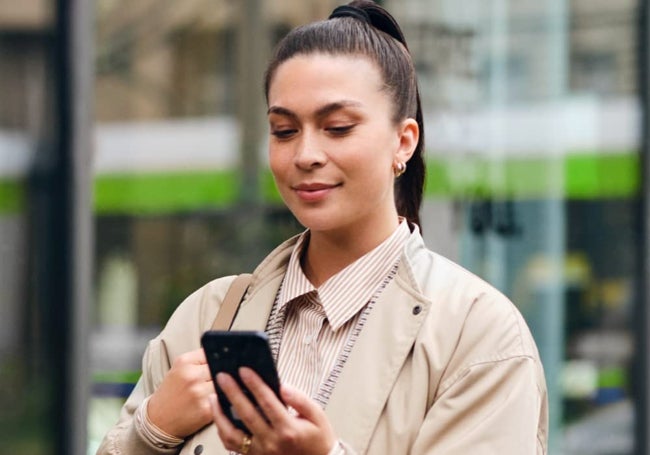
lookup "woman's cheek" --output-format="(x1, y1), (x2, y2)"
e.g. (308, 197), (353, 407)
(268, 151), (287, 180)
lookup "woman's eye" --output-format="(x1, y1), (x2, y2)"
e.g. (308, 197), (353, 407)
(271, 129), (297, 139)
(326, 125), (354, 136)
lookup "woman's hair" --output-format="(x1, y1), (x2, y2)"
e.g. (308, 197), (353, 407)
(264, 0), (426, 228)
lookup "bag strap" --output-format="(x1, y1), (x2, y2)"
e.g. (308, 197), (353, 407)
(211, 273), (253, 330)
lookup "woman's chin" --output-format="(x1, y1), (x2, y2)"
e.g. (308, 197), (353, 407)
(293, 212), (344, 233)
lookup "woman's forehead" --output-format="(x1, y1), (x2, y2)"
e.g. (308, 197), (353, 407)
(274, 53), (381, 81)
(268, 53), (385, 103)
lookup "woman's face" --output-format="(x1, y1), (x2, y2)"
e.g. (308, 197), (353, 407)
(267, 53), (417, 237)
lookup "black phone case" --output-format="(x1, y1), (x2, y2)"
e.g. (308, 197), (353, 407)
(201, 330), (282, 435)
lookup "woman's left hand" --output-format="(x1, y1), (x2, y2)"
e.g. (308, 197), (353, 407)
(212, 367), (337, 455)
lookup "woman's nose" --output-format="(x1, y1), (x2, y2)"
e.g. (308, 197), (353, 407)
(294, 131), (326, 169)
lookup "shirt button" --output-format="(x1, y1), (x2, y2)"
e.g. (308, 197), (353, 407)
(303, 334), (313, 344)
(412, 305), (423, 315)
(194, 444), (204, 454)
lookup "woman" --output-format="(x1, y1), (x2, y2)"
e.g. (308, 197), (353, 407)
(98, 1), (548, 454)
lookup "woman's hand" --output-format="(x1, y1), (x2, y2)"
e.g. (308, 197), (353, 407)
(212, 367), (337, 455)
(147, 348), (216, 438)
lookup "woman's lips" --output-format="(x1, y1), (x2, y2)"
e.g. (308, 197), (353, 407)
(292, 183), (340, 202)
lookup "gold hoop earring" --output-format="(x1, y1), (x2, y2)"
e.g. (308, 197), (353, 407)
(394, 162), (407, 177)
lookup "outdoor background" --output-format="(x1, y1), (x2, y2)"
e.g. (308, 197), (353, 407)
(0, 0), (645, 453)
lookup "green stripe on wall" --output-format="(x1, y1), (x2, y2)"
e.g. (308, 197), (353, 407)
(565, 153), (640, 199)
(93, 370), (141, 384)
(0, 153), (641, 215)
(0, 180), (25, 213)
(94, 171), (241, 214)
(425, 153), (640, 199)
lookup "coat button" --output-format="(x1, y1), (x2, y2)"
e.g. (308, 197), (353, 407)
(194, 445), (204, 454)
(412, 305), (422, 315)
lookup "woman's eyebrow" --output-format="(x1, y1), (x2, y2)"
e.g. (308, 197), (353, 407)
(267, 100), (363, 120)
(267, 106), (297, 120)
(314, 100), (363, 119)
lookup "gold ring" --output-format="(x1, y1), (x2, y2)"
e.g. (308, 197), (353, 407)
(239, 435), (252, 454)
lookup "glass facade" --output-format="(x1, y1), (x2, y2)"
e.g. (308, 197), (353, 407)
(0, 0), (645, 453)
(386, 0), (640, 452)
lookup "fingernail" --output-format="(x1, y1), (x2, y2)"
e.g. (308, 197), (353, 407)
(239, 367), (252, 380)
(216, 372), (228, 385)
(281, 385), (292, 400)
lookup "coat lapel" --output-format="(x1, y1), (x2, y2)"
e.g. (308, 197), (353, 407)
(230, 270), (285, 331)
(325, 268), (430, 453)
(229, 234), (297, 331)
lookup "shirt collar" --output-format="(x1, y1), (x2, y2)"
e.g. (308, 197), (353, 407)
(278, 219), (410, 330)
(277, 232), (317, 311)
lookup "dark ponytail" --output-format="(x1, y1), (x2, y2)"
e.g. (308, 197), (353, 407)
(265, 0), (426, 228)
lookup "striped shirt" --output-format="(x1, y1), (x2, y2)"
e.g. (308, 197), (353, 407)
(268, 220), (410, 405)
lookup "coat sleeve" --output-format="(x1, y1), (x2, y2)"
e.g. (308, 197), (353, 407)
(95, 338), (180, 455)
(411, 355), (547, 455)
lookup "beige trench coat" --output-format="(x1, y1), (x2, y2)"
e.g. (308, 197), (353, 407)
(97, 227), (548, 455)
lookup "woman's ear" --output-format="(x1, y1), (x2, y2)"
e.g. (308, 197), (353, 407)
(395, 118), (419, 164)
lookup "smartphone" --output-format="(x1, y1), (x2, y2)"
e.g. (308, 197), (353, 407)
(201, 330), (282, 434)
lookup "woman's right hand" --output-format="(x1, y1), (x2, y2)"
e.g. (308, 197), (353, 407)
(146, 348), (216, 438)
(212, 367), (337, 455)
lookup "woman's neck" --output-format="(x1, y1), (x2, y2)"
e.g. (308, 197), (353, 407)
(301, 217), (401, 288)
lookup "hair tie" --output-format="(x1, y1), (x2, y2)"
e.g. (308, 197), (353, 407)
(328, 5), (371, 25)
